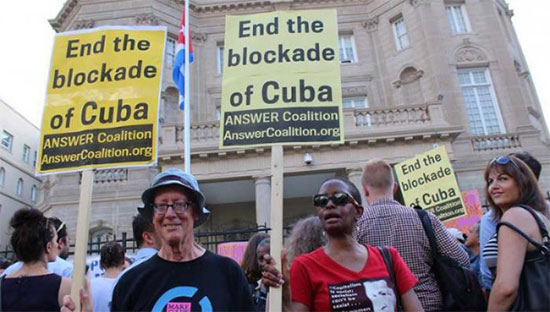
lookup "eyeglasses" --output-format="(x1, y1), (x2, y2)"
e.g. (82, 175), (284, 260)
(490, 155), (522, 171)
(153, 201), (193, 214)
(313, 192), (361, 208)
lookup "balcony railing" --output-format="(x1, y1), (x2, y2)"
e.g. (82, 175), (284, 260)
(353, 103), (433, 128)
(471, 134), (521, 151)
(159, 102), (446, 151)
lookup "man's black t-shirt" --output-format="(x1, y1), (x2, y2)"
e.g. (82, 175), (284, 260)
(111, 250), (253, 311)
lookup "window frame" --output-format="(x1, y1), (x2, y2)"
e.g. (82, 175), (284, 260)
(458, 67), (505, 135)
(1, 130), (13, 151)
(22, 145), (30, 163)
(392, 16), (410, 51)
(0, 167), (5, 187)
(16, 178), (23, 196)
(166, 37), (177, 68)
(31, 185), (37, 202)
(217, 45), (224, 75)
(445, 4), (471, 35)
(342, 96), (369, 109)
(338, 34), (358, 63)
(216, 106), (221, 121)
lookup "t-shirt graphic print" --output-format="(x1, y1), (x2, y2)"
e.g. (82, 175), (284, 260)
(328, 277), (396, 312)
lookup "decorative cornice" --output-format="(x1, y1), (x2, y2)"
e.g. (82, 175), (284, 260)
(505, 8), (514, 17)
(409, 0), (430, 8)
(189, 0), (368, 13)
(73, 19), (95, 30)
(192, 32), (208, 45)
(49, 0), (79, 31)
(192, 1), (273, 13)
(342, 86), (368, 96)
(342, 74), (373, 83)
(363, 16), (379, 31)
(135, 13), (159, 25)
(456, 47), (487, 64)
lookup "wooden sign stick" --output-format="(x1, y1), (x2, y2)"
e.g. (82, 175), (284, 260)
(70, 170), (94, 312)
(269, 145), (283, 312)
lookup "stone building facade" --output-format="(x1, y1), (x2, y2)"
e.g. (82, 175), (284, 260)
(36, 0), (549, 245)
(0, 99), (42, 250)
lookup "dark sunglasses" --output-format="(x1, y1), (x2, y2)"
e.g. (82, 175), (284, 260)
(313, 192), (361, 208)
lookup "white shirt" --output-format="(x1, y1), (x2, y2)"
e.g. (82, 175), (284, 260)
(91, 276), (117, 312)
(0, 256), (73, 277)
(107, 247), (158, 309)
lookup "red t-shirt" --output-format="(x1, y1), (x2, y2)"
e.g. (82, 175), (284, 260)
(290, 245), (417, 312)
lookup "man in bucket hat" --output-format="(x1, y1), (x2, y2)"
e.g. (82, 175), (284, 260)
(111, 168), (253, 311)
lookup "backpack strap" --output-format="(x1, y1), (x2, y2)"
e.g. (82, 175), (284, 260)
(377, 246), (403, 311)
(415, 209), (439, 258)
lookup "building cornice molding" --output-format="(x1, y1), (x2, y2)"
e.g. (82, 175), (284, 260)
(409, 0), (430, 8)
(49, 0), (79, 32)
(135, 13), (160, 25)
(158, 126), (464, 162)
(180, 0), (370, 14)
(362, 16), (379, 31)
(74, 19), (95, 30)
(0, 155), (41, 182)
(0, 190), (33, 207)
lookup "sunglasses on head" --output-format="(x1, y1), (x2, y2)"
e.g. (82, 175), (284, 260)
(490, 155), (522, 171)
(313, 192), (361, 208)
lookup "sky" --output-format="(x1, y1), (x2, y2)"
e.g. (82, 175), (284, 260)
(0, 0), (548, 128)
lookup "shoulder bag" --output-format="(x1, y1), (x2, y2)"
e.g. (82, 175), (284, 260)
(497, 204), (550, 311)
(415, 209), (486, 311)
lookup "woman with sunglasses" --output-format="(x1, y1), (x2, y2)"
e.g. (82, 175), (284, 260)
(263, 177), (422, 312)
(482, 155), (550, 310)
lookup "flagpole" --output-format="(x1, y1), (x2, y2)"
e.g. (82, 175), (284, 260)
(183, 0), (191, 173)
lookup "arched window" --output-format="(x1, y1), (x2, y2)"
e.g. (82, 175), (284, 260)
(0, 167), (5, 187)
(16, 178), (23, 196)
(31, 185), (37, 202)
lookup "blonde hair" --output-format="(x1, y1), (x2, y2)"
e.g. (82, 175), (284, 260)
(362, 159), (394, 191)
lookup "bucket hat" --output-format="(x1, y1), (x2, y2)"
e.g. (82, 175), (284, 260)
(138, 168), (210, 227)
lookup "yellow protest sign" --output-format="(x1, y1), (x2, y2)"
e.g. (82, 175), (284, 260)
(395, 146), (466, 222)
(37, 26), (166, 174)
(219, 9), (343, 148)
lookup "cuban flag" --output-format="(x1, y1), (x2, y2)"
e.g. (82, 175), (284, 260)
(172, 8), (194, 110)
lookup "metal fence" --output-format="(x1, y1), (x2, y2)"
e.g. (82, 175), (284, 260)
(75, 225), (273, 257)
(2, 190), (549, 260)
(0, 225), (272, 260)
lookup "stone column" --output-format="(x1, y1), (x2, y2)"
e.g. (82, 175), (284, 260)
(254, 176), (271, 227)
(347, 167), (367, 207)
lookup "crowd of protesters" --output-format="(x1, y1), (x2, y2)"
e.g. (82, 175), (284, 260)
(1, 151), (549, 311)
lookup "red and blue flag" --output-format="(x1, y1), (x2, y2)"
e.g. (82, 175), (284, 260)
(172, 8), (194, 110)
